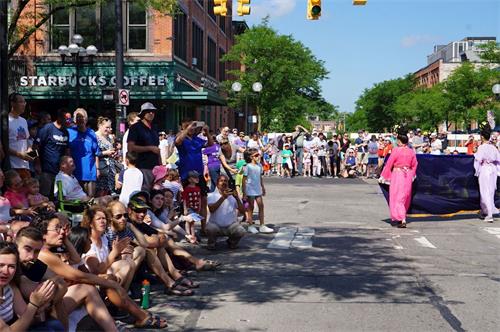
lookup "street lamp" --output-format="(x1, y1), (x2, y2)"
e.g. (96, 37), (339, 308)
(58, 34), (98, 106)
(231, 81), (262, 133)
(492, 83), (500, 101)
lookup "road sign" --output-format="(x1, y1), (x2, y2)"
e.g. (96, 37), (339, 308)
(118, 89), (130, 106)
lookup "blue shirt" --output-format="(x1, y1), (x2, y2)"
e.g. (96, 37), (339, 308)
(243, 163), (262, 196)
(67, 127), (100, 181)
(35, 123), (69, 175)
(176, 136), (207, 180)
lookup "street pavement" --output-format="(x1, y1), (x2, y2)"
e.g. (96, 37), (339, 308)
(138, 177), (500, 332)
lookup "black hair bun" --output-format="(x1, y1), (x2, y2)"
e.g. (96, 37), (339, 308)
(479, 121), (492, 140)
(393, 124), (408, 137)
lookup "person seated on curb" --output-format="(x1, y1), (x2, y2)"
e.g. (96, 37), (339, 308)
(107, 199), (196, 295)
(14, 226), (69, 330)
(206, 175), (246, 250)
(54, 156), (113, 206)
(35, 215), (168, 330)
(0, 241), (63, 331)
(129, 191), (220, 271)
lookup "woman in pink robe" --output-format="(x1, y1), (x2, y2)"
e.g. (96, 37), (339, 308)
(474, 124), (500, 223)
(379, 133), (418, 228)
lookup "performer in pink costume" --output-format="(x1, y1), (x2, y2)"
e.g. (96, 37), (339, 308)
(379, 127), (418, 228)
(474, 123), (500, 223)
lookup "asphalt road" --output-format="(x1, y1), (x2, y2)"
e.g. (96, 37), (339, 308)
(140, 177), (500, 332)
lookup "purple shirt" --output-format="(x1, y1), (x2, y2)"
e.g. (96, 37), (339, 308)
(203, 144), (221, 169)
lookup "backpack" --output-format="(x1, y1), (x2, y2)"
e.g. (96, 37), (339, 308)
(368, 141), (378, 155)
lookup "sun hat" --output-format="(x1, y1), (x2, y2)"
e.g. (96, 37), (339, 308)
(138, 102), (157, 117)
(129, 190), (150, 202)
(152, 165), (168, 183)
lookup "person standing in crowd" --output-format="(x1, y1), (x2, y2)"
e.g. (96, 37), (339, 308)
(366, 135), (379, 179)
(8, 93), (34, 180)
(159, 131), (173, 166)
(121, 111), (139, 163)
(474, 123), (500, 223)
(354, 130), (367, 176)
(430, 132), (442, 155)
(379, 126), (418, 228)
(243, 149), (273, 234)
(465, 134), (477, 155)
(176, 120), (214, 233)
(202, 138), (237, 192)
(34, 108), (70, 199)
(127, 102), (160, 191)
(95, 117), (118, 196)
(67, 108), (100, 198)
(317, 133), (328, 177)
(412, 129), (425, 154)
(216, 127), (230, 144)
(292, 126), (308, 176)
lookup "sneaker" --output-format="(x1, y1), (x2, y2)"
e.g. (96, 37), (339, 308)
(248, 225), (259, 234)
(485, 217), (494, 223)
(259, 225), (274, 233)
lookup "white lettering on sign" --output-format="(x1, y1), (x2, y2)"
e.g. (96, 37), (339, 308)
(19, 75), (170, 87)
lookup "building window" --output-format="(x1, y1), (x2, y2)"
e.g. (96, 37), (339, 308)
(219, 16), (226, 34)
(192, 23), (204, 71)
(50, 1), (146, 52)
(207, 1), (216, 22)
(207, 37), (216, 78)
(51, 8), (70, 51)
(173, 11), (187, 61)
(127, 1), (147, 50)
(219, 48), (226, 82)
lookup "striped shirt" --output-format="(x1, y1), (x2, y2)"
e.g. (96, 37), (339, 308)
(105, 227), (135, 251)
(0, 285), (14, 323)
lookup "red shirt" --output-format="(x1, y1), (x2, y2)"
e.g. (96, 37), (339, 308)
(182, 185), (201, 212)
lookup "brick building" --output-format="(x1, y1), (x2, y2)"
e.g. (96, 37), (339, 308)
(12, 0), (246, 132)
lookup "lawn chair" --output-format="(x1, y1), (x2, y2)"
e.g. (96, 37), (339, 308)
(55, 180), (87, 226)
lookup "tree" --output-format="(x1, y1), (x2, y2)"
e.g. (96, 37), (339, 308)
(7, 0), (178, 58)
(222, 19), (329, 132)
(478, 41), (500, 64)
(353, 75), (415, 132)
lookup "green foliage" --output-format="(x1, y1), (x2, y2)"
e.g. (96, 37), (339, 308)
(352, 75), (415, 132)
(7, 0), (177, 58)
(478, 41), (500, 63)
(221, 20), (329, 132)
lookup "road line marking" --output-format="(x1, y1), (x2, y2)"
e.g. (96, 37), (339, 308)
(267, 227), (296, 249)
(483, 227), (500, 235)
(414, 236), (437, 249)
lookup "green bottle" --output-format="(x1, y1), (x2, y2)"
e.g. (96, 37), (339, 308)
(141, 279), (150, 309)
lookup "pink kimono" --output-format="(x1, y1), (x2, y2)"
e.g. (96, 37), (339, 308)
(474, 143), (500, 218)
(380, 146), (418, 221)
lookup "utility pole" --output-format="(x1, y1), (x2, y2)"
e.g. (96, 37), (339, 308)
(115, 0), (125, 138)
(0, 0), (9, 168)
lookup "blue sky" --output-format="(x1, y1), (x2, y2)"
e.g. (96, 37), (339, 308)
(235, 0), (500, 113)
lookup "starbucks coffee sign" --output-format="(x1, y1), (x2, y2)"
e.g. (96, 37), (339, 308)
(20, 75), (169, 87)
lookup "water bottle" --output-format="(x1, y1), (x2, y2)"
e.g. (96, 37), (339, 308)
(141, 279), (150, 309)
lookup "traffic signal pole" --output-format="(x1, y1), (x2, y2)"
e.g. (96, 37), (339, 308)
(115, 0), (125, 138)
(0, 0), (9, 167)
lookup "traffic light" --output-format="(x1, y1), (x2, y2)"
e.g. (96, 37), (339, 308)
(237, 0), (251, 16)
(213, 0), (228, 16)
(353, 0), (367, 5)
(307, 0), (321, 20)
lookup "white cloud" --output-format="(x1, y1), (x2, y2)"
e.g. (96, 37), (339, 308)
(401, 34), (442, 48)
(233, 0), (297, 19)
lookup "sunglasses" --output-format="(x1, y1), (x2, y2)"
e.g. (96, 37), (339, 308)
(113, 213), (127, 219)
(132, 208), (147, 214)
(252, 154), (260, 158)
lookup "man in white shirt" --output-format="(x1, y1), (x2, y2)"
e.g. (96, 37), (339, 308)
(430, 133), (442, 155)
(8, 93), (34, 179)
(206, 175), (246, 250)
(54, 156), (89, 201)
(121, 112), (139, 164)
(119, 152), (144, 206)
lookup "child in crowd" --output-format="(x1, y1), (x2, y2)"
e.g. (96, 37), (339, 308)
(281, 144), (292, 177)
(182, 170), (202, 244)
(303, 150), (312, 177)
(243, 149), (274, 234)
(312, 149), (321, 177)
(152, 165), (169, 190)
(235, 157), (247, 196)
(25, 177), (55, 211)
(163, 169), (183, 205)
(118, 151), (143, 206)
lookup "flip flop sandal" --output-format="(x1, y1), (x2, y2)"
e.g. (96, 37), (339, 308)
(165, 282), (195, 296)
(175, 276), (200, 289)
(134, 314), (168, 329)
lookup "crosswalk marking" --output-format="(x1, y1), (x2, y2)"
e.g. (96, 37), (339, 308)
(482, 227), (500, 235)
(414, 236), (437, 249)
(268, 227), (315, 249)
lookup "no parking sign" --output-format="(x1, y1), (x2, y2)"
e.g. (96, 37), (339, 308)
(118, 89), (130, 106)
